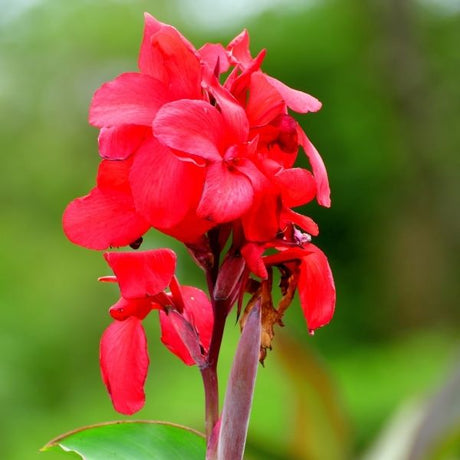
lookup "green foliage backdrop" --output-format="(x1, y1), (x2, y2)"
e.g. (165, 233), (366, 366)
(0, 0), (458, 458)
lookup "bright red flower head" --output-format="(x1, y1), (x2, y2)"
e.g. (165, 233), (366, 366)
(64, 15), (336, 420)
(64, 13), (332, 250)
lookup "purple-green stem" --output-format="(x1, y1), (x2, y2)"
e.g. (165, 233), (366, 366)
(200, 299), (228, 441)
(199, 231), (229, 455)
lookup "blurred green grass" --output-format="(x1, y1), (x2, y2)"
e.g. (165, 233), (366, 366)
(0, 0), (458, 459)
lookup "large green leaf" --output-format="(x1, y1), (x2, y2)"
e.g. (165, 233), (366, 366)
(42, 421), (205, 459)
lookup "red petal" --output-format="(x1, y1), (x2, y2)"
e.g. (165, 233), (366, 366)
(130, 138), (205, 228)
(96, 158), (133, 192)
(181, 286), (213, 352)
(63, 187), (149, 250)
(197, 161), (254, 223)
(159, 310), (195, 365)
(157, 210), (216, 244)
(260, 143), (297, 169)
(208, 83), (249, 144)
(154, 100), (225, 161)
(280, 208), (319, 236)
(241, 190), (280, 242)
(145, 28), (201, 99)
(274, 168), (317, 208)
(138, 13), (164, 74)
(98, 125), (151, 160)
(98, 276), (117, 283)
(263, 247), (313, 266)
(269, 114), (299, 153)
(298, 127), (331, 207)
(199, 43), (230, 74)
(109, 297), (155, 321)
(63, 159), (150, 250)
(227, 29), (253, 67)
(264, 75), (322, 113)
(298, 245), (336, 332)
(241, 243), (268, 279)
(226, 49), (266, 104)
(100, 318), (149, 415)
(164, 310), (207, 366)
(238, 161), (281, 242)
(89, 73), (169, 127)
(159, 285), (213, 365)
(247, 72), (285, 126)
(104, 249), (176, 299)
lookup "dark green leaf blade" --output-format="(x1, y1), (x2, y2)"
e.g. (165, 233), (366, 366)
(42, 421), (205, 460)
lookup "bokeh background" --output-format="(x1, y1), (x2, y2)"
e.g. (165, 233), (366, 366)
(1, 0), (459, 459)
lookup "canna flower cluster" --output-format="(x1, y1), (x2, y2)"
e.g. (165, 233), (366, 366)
(63, 13), (335, 415)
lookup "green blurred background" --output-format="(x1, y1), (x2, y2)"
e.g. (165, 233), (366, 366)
(1, 0), (459, 459)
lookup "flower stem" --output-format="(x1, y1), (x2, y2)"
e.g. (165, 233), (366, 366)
(201, 298), (228, 440)
(199, 228), (234, 457)
(201, 366), (219, 441)
(201, 303), (228, 460)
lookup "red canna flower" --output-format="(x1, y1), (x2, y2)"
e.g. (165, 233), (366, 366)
(62, 16), (338, 458)
(240, 219), (335, 335)
(263, 244), (336, 332)
(99, 249), (213, 414)
(63, 17), (338, 455)
(239, 237), (335, 363)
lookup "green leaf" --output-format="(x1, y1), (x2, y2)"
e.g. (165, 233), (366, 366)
(42, 421), (205, 460)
